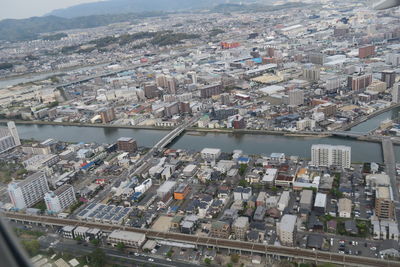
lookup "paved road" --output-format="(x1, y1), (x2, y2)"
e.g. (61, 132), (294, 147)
(5, 212), (400, 267)
(382, 138), (399, 202)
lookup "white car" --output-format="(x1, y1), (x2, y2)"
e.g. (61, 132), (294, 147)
(166, 258), (172, 262)
(148, 258), (154, 262)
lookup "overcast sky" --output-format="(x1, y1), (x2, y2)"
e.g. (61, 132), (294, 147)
(0, 0), (101, 20)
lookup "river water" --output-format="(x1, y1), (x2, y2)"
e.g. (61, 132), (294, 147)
(0, 123), (392, 163)
(2, 106), (399, 163)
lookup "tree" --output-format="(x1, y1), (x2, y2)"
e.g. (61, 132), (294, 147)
(230, 254), (240, 263)
(204, 258), (212, 265)
(21, 240), (40, 256)
(238, 164), (248, 176)
(89, 248), (106, 267)
(116, 242), (125, 251)
(238, 179), (249, 187)
(90, 239), (100, 246)
(166, 250), (173, 258)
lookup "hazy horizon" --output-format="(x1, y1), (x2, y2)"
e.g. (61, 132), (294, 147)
(0, 0), (101, 20)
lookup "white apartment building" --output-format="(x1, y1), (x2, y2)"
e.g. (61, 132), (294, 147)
(288, 89), (304, 106)
(392, 83), (400, 103)
(8, 172), (49, 209)
(107, 230), (146, 248)
(44, 184), (76, 213)
(277, 214), (297, 246)
(311, 144), (351, 169)
(0, 121), (20, 154)
(201, 148), (221, 163)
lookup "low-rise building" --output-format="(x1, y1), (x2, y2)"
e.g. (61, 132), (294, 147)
(107, 230), (146, 248)
(338, 198), (352, 218)
(210, 221), (231, 239)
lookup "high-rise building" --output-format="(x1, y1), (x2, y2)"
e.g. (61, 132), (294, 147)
(311, 144), (351, 169)
(0, 121), (20, 153)
(302, 65), (320, 82)
(117, 137), (137, 153)
(7, 121), (20, 146)
(375, 186), (395, 220)
(381, 70), (396, 89)
(324, 76), (342, 91)
(187, 71), (197, 84)
(359, 45), (375, 59)
(277, 214), (297, 246)
(0, 136), (16, 154)
(386, 53), (400, 66)
(44, 184), (76, 213)
(156, 75), (177, 94)
(288, 89), (304, 106)
(8, 172), (49, 210)
(348, 74), (372, 91)
(99, 108), (116, 123)
(232, 216), (249, 240)
(232, 115), (246, 129)
(200, 84), (222, 98)
(220, 93), (230, 105)
(166, 76), (177, 94)
(309, 53), (325, 65)
(316, 103), (337, 117)
(143, 83), (159, 99)
(392, 83), (400, 103)
(156, 74), (167, 88)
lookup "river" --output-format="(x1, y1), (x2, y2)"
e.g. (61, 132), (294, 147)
(2, 106), (398, 163)
(0, 123), (393, 163)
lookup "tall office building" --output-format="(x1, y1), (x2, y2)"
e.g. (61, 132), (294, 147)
(0, 121), (20, 153)
(156, 74), (177, 94)
(200, 84), (222, 98)
(277, 214), (297, 246)
(7, 121), (20, 146)
(311, 144), (351, 169)
(347, 73), (372, 91)
(143, 83), (159, 99)
(0, 136), (16, 154)
(375, 186), (395, 220)
(117, 137), (137, 153)
(386, 53), (400, 67)
(44, 184), (76, 213)
(99, 108), (116, 123)
(392, 83), (400, 103)
(302, 65), (320, 82)
(309, 53), (325, 65)
(288, 89), (304, 106)
(166, 76), (177, 94)
(187, 71), (197, 84)
(220, 93), (231, 105)
(8, 172), (49, 209)
(381, 70), (396, 89)
(359, 45), (375, 59)
(156, 74), (167, 88)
